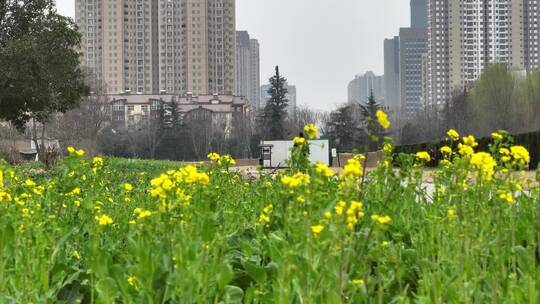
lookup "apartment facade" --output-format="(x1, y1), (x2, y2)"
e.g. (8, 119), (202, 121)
(384, 36), (401, 111)
(75, 0), (236, 96)
(235, 31), (260, 110)
(109, 93), (249, 130)
(399, 28), (428, 116)
(427, 0), (540, 107)
(347, 71), (385, 104)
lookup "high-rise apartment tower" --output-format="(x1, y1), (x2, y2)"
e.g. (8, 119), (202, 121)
(75, 0), (236, 96)
(235, 31), (260, 109)
(427, 0), (540, 107)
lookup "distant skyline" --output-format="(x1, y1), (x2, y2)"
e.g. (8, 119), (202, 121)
(55, 0), (410, 111)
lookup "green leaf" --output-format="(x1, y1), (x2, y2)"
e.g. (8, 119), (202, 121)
(242, 261), (267, 285)
(216, 263), (234, 289)
(223, 285), (244, 304)
(95, 277), (118, 303)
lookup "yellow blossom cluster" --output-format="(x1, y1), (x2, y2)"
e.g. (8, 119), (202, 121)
(150, 165), (208, 199)
(93, 156), (104, 168)
(67, 146), (85, 156)
(371, 214), (391, 225)
(314, 162), (333, 177)
(134, 207), (152, 219)
(311, 224), (324, 236)
(382, 143), (393, 154)
(342, 156), (364, 178)
(498, 191), (514, 204)
(440, 146), (452, 156)
(470, 152), (496, 181)
(456, 134), (478, 157)
(293, 137), (306, 146)
(447, 129), (459, 141)
(207, 152), (220, 162)
(259, 204), (272, 225)
(281, 172), (310, 188)
(303, 124), (318, 139)
(217, 154), (236, 167)
(333, 200), (365, 230)
(415, 151), (431, 163)
(491, 132), (503, 141)
(376, 109), (390, 129)
(96, 214), (113, 226)
(510, 146), (530, 167)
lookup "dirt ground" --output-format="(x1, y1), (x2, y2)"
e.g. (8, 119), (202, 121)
(231, 166), (538, 184)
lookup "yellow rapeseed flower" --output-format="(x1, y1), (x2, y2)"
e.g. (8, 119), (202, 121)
(352, 279), (365, 286)
(314, 162), (333, 177)
(510, 146), (530, 166)
(447, 208), (456, 219)
(376, 109), (390, 129)
(93, 157), (104, 168)
(303, 124), (318, 139)
(311, 225), (324, 236)
(281, 172), (310, 188)
(440, 146), (452, 155)
(293, 137), (306, 146)
(207, 152), (220, 161)
(382, 143), (393, 153)
(416, 151), (431, 163)
(75, 149), (85, 156)
(138, 210), (152, 219)
(458, 143), (474, 157)
(123, 183), (133, 192)
(343, 158), (363, 178)
(470, 152), (496, 181)
(371, 214), (391, 224)
(462, 135), (478, 148)
(499, 192), (514, 203)
(491, 132), (503, 141)
(447, 129), (459, 141)
(96, 214), (113, 226)
(127, 276), (139, 290)
(67, 146), (76, 154)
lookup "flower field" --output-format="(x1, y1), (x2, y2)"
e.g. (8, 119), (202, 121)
(1, 127), (540, 303)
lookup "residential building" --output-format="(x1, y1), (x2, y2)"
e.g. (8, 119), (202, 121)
(235, 31), (260, 110)
(249, 39), (261, 110)
(427, 0), (540, 107)
(383, 36), (400, 111)
(109, 93), (249, 131)
(260, 82), (297, 117)
(347, 71), (385, 104)
(75, 0), (236, 96)
(411, 0), (428, 29)
(399, 28), (428, 117)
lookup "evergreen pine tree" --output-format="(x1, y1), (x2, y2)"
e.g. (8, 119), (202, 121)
(327, 104), (357, 152)
(262, 66), (289, 140)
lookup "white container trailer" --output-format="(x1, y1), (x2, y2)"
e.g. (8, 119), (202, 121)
(260, 139), (330, 168)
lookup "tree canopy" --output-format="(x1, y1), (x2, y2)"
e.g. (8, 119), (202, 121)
(262, 66), (289, 140)
(0, 0), (87, 130)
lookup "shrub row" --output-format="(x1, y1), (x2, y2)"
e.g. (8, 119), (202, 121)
(393, 130), (540, 170)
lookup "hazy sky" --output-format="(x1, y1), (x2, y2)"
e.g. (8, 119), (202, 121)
(55, 0), (410, 111)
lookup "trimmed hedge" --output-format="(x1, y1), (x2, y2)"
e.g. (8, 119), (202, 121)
(394, 130), (540, 170)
